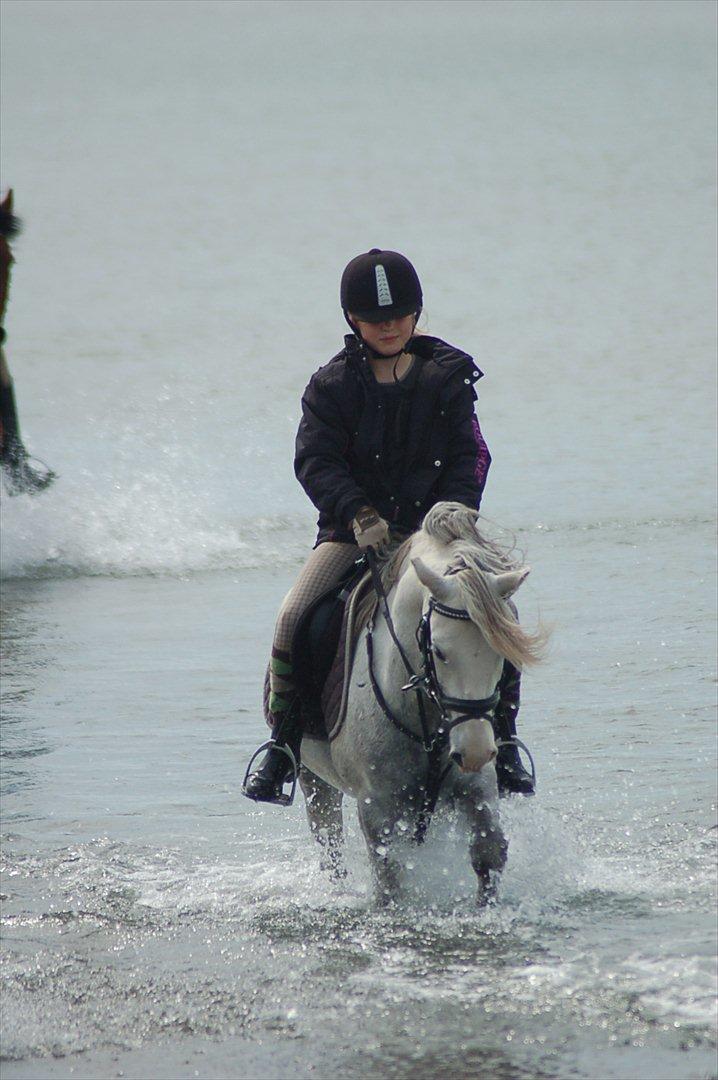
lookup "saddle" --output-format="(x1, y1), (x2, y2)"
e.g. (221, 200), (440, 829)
(263, 559), (374, 741)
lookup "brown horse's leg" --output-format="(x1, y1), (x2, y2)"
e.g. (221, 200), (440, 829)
(0, 348), (55, 495)
(299, 766), (346, 880)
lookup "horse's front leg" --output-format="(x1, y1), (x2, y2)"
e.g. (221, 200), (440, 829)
(299, 766), (346, 880)
(456, 779), (508, 905)
(357, 799), (403, 906)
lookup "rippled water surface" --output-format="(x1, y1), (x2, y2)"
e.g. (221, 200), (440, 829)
(1, 1), (716, 1078)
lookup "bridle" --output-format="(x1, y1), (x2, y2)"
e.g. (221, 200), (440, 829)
(411, 597), (502, 730)
(367, 596), (501, 748)
(365, 553), (501, 842)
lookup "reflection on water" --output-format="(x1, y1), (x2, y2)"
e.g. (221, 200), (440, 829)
(1, 583), (59, 801)
(0, 523), (716, 1079)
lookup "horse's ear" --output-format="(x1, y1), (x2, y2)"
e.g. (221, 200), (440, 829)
(411, 557), (456, 602)
(490, 567), (530, 598)
(0, 189), (13, 214)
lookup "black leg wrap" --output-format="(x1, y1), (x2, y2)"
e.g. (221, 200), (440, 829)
(0, 384), (56, 496)
(0, 383), (21, 447)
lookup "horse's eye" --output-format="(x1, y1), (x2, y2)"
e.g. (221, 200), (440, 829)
(433, 645), (448, 664)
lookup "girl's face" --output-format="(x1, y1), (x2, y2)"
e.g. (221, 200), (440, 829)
(350, 313), (416, 356)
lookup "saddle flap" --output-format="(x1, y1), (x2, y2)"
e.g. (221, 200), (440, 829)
(262, 560), (374, 740)
(291, 560), (369, 737)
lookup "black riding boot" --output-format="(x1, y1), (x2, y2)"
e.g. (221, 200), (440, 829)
(0, 383), (55, 496)
(495, 733), (535, 796)
(243, 706), (302, 806)
(493, 662), (535, 797)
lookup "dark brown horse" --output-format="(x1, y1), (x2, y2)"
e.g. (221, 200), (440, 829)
(0, 188), (55, 495)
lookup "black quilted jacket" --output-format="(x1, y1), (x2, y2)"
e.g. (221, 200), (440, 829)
(294, 333), (492, 545)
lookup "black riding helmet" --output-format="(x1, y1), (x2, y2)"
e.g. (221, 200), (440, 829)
(340, 249), (423, 325)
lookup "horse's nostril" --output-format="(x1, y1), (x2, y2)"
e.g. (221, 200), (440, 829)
(450, 751), (463, 767)
(489, 749), (497, 762)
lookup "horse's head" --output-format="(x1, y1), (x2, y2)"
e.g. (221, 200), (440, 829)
(411, 554), (531, 775)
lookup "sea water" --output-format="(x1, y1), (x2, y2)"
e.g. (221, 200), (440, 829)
(1, 2), (716, 1077)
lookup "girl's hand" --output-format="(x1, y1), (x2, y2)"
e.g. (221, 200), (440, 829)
(352, 506), (390, 552)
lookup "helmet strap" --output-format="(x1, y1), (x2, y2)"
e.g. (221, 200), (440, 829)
(344, 312), (420, 362)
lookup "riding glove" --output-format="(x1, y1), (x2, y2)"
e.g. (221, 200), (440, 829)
(352, 506), (390, 551)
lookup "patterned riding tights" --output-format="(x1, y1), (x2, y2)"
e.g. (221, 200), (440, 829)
(268, 542), (359, 720)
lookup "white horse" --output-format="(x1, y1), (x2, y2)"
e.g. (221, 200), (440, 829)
(300, 502), (545, 905)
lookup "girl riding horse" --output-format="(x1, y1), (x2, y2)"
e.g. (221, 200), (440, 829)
(244, 248), (533, 803)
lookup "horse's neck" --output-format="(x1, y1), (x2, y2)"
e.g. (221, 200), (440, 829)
(378, 543), (434, 674)
(389, 570), (424, 645)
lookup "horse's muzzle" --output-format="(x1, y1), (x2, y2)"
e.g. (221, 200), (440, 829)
(449, 718), (497, 773)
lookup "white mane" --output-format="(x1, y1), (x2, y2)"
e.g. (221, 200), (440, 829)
(380, 503), (547, 669)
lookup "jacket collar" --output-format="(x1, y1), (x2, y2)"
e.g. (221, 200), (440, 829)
(344, 333), (482, 387)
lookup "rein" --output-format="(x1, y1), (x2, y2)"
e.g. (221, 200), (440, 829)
(365, 551), (500, 844)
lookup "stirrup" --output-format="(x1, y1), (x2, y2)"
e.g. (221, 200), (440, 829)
(242, 740), (299, 807)
(496, 736), (537, 790)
